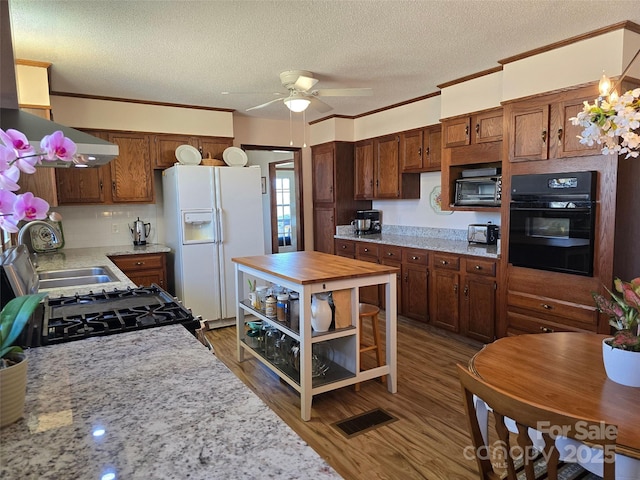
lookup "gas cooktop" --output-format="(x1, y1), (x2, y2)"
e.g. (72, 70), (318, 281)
(36, 284), (197, 346)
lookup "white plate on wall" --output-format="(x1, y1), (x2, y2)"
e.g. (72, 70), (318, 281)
(222, 147), (248, 167)
(175, 145), (202, 165)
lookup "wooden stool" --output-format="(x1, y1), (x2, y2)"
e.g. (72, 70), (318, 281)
(355, 303), (385, 391)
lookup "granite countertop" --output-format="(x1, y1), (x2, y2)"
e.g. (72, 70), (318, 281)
(334, 226), (500, 259)
(0, 324), (340, 480)
(34, 244), (171, 297)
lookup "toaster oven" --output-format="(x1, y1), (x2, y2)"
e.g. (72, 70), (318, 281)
(455, 175), (502, 207)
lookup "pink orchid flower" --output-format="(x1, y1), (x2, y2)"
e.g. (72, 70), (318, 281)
(12, 192), (49, 222)
(40, 131), (77, 163)
(0, 189), (17, 215)
(0, 129), (35, 156)
(0, 164), (21, 191)
(0, 214), (19, 233)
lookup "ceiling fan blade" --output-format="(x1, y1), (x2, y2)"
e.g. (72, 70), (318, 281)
(246, 98), (284, 111)
(308, 96), (333, 113)
(294, 75), (319, 92)
(313, 88), (373, 97)
(223, 91), (285, 96)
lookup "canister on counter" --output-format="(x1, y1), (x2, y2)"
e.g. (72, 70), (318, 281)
(288, 291), (299, 331)
(277, 292), (289, 324)
(265, 295), (277, 318)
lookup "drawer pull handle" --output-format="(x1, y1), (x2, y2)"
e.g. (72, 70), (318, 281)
(441, 260), (448, 265)
(341, 245), (347, 249)
(541, 303), (552, 310)
(136, 261), (145, 266)
(540, 326), (555, 333)
(387, 252), (394, 256)
(364, 248), (369, 252)
(411, 256), (418, 260)
(475, 265), (482, 270)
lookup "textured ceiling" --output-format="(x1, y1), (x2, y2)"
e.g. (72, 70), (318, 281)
(8, 0), (640, 122)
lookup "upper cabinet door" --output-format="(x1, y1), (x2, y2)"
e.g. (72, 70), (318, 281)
(153, 135), (198, 169)
(109, 133), (154, 203)
(510, 104), (550, 162)
(474, 110), (503, 143)
(199, 138), (233, 162)
(555, 97), (601, 159)
(354, 140), (374, 200)
(400, 129), (424, 171)
(374, 134), (400, 198)
(443, 117), (471, 148)
(424, 127), (442, 171)
(312, 143), (335, 204)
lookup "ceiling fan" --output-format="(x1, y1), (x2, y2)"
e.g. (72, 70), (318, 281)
(223, 70), (372, 113)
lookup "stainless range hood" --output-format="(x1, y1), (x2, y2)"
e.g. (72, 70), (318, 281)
(0, 1), (118, 167)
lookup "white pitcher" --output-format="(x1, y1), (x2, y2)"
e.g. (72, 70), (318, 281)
(310, 293), (332, 332)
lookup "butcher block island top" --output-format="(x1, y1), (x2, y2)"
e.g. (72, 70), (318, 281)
(232, 251), (400, 284)
(233, 251), (398, 421)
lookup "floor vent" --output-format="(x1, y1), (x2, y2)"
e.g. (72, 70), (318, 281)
(332, 408), (398, 438)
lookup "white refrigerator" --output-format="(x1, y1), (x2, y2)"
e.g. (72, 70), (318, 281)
(162, 165), (265, 326)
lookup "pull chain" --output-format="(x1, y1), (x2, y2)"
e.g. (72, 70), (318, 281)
(289, 107), (293, 146)
(302, 110), (307, 148)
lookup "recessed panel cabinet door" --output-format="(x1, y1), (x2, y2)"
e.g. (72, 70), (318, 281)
(312, 144), (335, 204)
(461, 275), (496, 343)
(354, 140), (374, 199)
(430, 269), (459, 331)
(402, 263), (428, 322)
(56, 167), (106, 204)
(313, 207), (335, 254)
(374, 135), (400, 198)
(153, 135), (198, 169)
(555, 98), (601, 158)
(511, 105), (550, 162)
(109, 133), (154, 203)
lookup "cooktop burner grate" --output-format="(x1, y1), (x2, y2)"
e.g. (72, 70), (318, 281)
(42, 284), (196, 345)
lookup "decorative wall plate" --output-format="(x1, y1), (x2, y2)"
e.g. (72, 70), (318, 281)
(429, 186), (453, 215)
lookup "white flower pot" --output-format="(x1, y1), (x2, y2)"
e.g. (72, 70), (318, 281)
(602, 338), (640, 387)
(0, 354), (28, 428)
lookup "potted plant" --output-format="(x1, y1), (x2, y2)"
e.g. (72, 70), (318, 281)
(592, 277), (640, 387)
(0, 292), (46, 428)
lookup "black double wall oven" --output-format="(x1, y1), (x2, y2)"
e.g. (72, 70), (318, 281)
(508, 171), (597, 277)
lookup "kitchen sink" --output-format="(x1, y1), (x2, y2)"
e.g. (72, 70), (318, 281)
(38, 266), (119, 289)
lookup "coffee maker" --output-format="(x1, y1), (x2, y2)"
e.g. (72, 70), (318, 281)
(354, 210), (382, 235)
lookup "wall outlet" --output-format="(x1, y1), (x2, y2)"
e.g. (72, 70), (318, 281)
(111, 224), (119, 234)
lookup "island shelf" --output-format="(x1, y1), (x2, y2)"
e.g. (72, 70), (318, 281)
(233, 251), (398, 421)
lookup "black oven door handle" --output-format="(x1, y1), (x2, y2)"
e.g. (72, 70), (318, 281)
(510, 205), (592, 213)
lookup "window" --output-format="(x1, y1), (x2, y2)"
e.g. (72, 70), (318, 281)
(275, 177), (292, 246)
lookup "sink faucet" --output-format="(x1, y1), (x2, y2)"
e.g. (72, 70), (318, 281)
(17, 221), (61, 261)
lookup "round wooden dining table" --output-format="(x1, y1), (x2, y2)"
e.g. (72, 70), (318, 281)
(469, 332), (640, 460)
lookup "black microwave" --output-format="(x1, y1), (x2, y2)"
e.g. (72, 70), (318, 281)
(454, 175), (502, 206)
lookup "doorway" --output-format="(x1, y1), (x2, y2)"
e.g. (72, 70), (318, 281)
(241, 145), (304, 254)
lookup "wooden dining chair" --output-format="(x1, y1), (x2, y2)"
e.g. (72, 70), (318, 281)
(457, 364), (617, 480)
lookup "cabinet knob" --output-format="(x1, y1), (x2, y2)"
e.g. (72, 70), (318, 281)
(441, 260), (448, 265)
(418, 147), (422, 157)
(464, 286), (469, 297)
(475, 123), (480, 134)
(99, 181), (103, 191)
(475, 265), (482, 270)
(464, 125), (469, 137)
(341, 245), (347, 249)
(387, 252), (393, 256)
(557, 128), (563, 146)
(136, 261), (145, 266)
(541, 130), (547, 144)
(364, 248), (369, 252)
(540, 303), (552, 310)
(540, 326), (555, 333)
(426, 147), (430, 156)
(412, 256), (418, 260)
(453, 284), (458, 293)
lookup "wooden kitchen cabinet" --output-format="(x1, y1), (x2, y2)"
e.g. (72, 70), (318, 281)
(334, 239), (355, 258)
(17, 168), (58, 207)
(151, 134), (233, 169)
(108, 132), (154, 203)
(57, 130), (154, 204)
(507, 87), (600, 163)
(56, 129), (109, 204)
(429, 252), (460, 332)
(401, 248), (429, 323)
(353, 134), (419, 200)
(460, 257), (497, 343)
(354, 140), (374, 200)
(443, 108), (502, 148)
(109, 252), (167, 289)
(400, 125), (441, 173)
(312, 142), (370, 254)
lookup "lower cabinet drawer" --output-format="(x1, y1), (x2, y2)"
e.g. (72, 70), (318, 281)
(465, 258), (496, 277)
(356, 243), (379, 258)
(507, 291), (598, 328)
(335, 239), (355, 257)
(110, 253), (164, 271)
(505, 310), (589, 335)
(432, 253), (459, 270)
(402, 248), (428, 265)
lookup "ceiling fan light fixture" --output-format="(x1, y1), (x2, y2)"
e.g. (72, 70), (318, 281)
(284, 96), (311, 112)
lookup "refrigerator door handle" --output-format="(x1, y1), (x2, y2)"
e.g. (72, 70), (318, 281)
(216, 208), (224, 243)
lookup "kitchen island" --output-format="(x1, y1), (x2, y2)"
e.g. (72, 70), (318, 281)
(0, 324), (340, 480)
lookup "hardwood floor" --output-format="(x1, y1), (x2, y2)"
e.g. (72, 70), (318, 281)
(204, 315), (484, 480)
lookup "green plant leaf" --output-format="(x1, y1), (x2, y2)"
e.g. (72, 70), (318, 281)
(0, 293), (46, 358)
